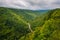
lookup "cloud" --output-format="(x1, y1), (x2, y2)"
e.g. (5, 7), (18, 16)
(0, 0), (60, 10)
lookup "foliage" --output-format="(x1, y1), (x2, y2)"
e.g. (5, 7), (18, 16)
(0, 7), (60, 40)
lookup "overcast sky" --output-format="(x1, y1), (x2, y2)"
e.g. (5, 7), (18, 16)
(0, 0), (60, 10)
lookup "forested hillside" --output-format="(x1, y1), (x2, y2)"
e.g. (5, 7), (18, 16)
(20, 8), (60, 40)
(0, 7), (60, 40)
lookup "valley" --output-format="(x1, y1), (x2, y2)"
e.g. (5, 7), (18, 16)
(0, 7), (60, 40)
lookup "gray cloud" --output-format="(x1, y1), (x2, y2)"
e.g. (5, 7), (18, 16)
(0, 0), (60, 10)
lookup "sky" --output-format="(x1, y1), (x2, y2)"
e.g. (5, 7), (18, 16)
(0, 0), (60, 10)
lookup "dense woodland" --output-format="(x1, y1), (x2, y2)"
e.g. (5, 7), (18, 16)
(0, 7), (60, 40)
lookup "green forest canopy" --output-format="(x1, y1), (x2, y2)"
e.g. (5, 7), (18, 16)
(0, 7), (60, 40)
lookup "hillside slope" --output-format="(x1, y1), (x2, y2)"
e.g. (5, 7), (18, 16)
(19, 9), (60, 40)
(0, 7), (31, 40)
